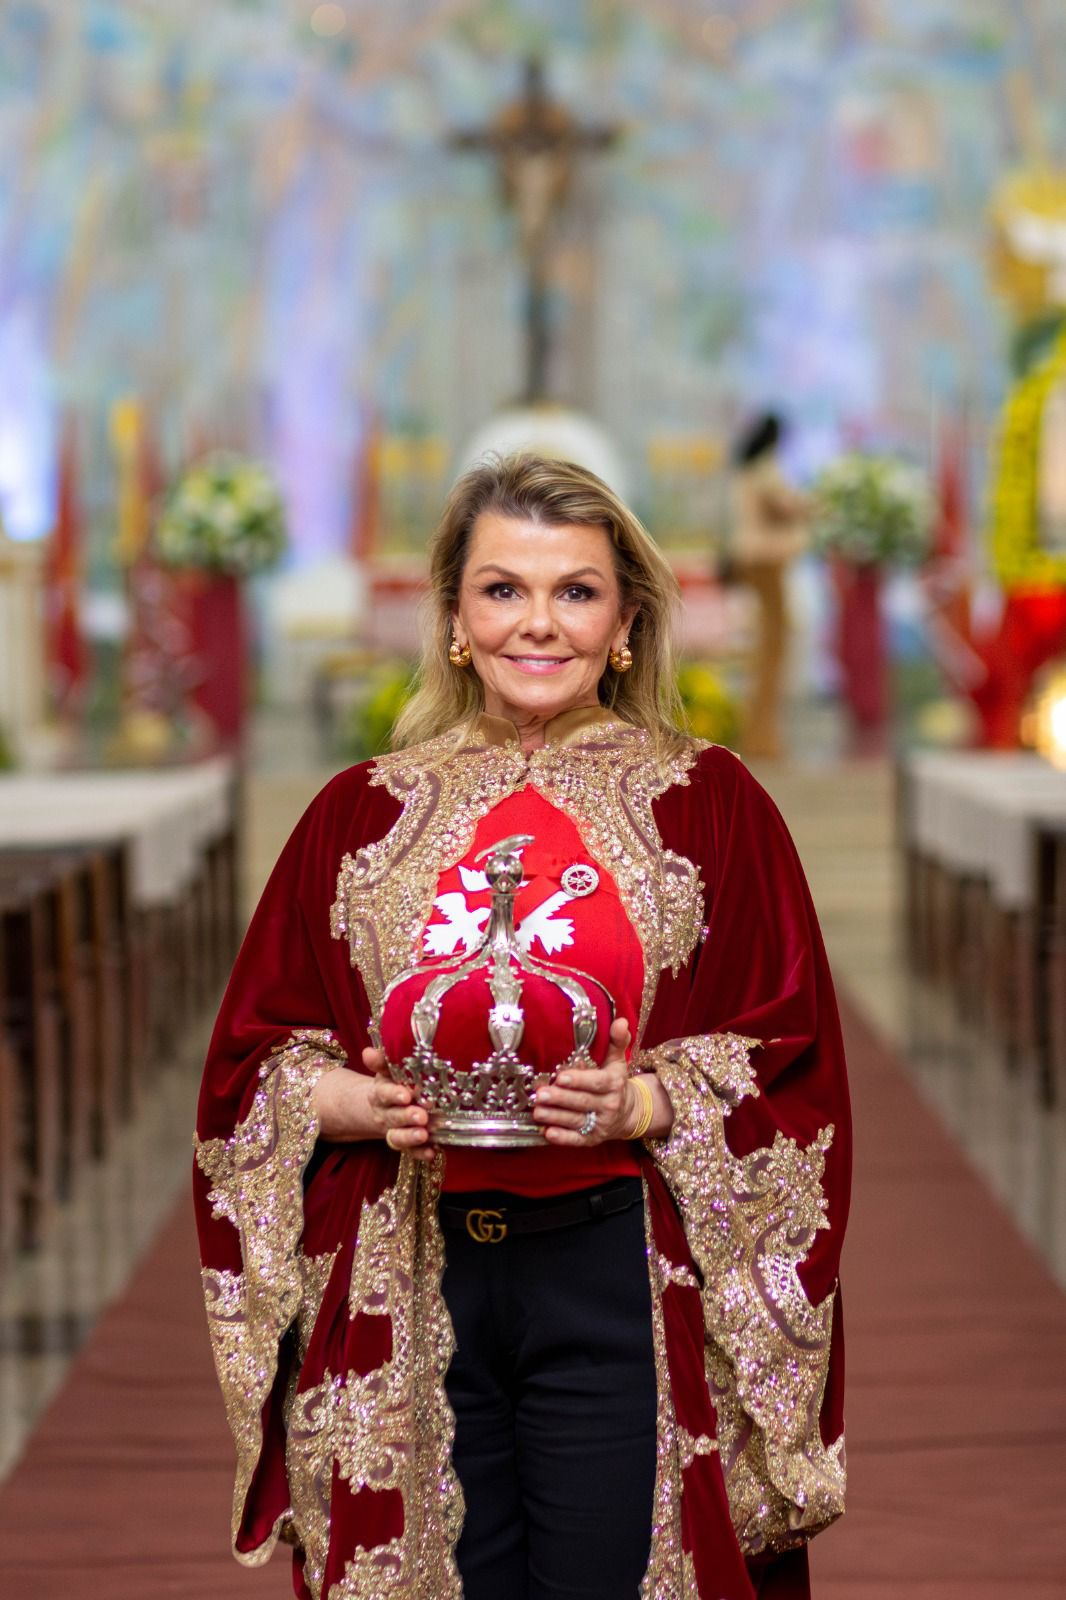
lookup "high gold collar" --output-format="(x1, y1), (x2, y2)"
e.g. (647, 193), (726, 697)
(469, 705), (626, 750)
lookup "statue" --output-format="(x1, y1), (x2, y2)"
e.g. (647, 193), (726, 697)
(449, 57), (621, 405)
(728, 413), (810, 760)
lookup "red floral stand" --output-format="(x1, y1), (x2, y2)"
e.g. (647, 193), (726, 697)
(182, 571), (249, 750)
(970, 589), (1066, 748)
(832, 559), (888, 754)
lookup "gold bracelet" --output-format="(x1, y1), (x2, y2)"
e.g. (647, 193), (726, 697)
(626, 1075), (655, 1140)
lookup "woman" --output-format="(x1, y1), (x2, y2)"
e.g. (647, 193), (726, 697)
(194, 453), (850, 1600)
(730, 413), (810, 761)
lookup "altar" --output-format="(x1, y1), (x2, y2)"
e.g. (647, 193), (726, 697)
(900, 750), (1066, 1098)
(0, 758), (239, 1257)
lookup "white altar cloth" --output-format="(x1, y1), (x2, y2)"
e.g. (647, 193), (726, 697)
(905, 751), (1066, 910)
(0, 758), (235, 908)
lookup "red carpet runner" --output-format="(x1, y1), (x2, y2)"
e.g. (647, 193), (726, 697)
(1, 995), (1064, 1597)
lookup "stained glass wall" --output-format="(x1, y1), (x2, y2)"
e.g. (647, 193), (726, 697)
(1, 0), (1064, 560)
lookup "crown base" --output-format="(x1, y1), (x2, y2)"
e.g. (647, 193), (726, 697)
(387, 1045), (598, 1148)
(429, 1110), (547, 1148)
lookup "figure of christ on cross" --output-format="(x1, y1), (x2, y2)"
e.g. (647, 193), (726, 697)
(448, 57), (622, 403)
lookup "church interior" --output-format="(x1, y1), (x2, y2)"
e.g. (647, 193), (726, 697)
(1, 2), (1066, 1595)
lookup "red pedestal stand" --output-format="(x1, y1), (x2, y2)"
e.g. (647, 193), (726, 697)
(832, 560), (888, 754)
(183, 572), (248, 750)
(970, 589), (1066, 748)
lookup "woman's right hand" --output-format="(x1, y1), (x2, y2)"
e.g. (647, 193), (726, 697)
(362, 1046), (436, 1161)
(311, 1054), (434, 1160)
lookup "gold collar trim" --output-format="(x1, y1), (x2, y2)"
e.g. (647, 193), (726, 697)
(470, 705), (626, 750)
(333, 703), (703, 1042)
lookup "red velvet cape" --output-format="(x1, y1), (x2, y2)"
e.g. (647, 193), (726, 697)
(194, 716), (851, 1600)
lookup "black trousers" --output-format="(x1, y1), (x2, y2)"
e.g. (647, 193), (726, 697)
(440, 1180), (658, 1600)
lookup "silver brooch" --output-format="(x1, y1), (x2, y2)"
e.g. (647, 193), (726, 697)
(560, 862), (599, 898)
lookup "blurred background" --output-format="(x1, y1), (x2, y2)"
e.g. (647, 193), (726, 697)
(1, 0), (1064, 769)
(1, 4), (1066, 1596)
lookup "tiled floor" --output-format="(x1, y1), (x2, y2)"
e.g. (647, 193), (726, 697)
(0, 1014), (212, 1479)
(1, 723), (1064, 1489)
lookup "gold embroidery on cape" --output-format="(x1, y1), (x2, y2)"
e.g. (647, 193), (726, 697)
(332, 1535), (408, 1595)
(409, 1165), (467, 1596)
(678, 1428), (719, 1471)
(330, 721), (704, 1042)
(296, 1249), (339, 1366)
(655, 1253), (701, 1292)
(285, 1161), (464, 1600)
(337, 1163), (463, 1593)
(337, 1182), (420, 1501)
(286, 1373), (339, 1597)
(639, 1184), (690, 1600)
(281, 1244), (341, 1564)
(640, 1033), (846, 1556)
(331, 730), (527, 1019)
(347, 1163), (418, 1323)
(523, 729), (704, 1040)
(194, 1028), (344, 1568)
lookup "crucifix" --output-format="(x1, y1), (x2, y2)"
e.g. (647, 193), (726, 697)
(448, 57), (622, 403)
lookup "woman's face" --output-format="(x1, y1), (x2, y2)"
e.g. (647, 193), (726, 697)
(453, 512), (636, 729)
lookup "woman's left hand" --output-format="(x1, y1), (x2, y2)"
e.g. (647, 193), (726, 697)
(533, 1018), (643, 1145)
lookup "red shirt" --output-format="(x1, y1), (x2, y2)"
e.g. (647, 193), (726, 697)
(399, 786), (644, 1196)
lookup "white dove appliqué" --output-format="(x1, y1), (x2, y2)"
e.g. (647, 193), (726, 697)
(423, 861), (597, 959)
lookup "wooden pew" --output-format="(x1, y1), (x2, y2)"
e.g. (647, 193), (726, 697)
(0, 1003), (18, 1268)
(1, 845), (131, 1151)
(0, 760), (240, 1259)
(0, 855), (100, 1186)
(1037, 824), (1066, 1105)
(83, 843), (135, 1131)
(0, 871), (65, 1249)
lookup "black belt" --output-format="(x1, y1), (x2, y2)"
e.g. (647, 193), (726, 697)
(440, 1178), (644, 1244)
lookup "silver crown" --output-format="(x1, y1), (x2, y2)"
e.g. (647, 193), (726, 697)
(376, 834), (614, 1147)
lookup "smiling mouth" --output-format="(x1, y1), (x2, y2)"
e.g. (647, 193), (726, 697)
(504, 655), (573, 669)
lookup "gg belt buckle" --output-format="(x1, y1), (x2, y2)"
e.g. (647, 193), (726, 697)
(465, 1207), (507, 1243)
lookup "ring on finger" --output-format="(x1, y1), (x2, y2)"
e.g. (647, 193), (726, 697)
(579, 1109), (597, 1138)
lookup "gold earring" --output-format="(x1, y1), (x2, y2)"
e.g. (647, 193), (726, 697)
(609, 640), (633, 673)
(448, 637), (472, 668)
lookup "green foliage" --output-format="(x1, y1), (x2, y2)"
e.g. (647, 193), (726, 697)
(0, 721), (15, 771)
(677, 661), (739, 749)
(157, 452), (287, 576)
(1011, 311), (1066, 378)
(342, 662), (416, 763)
(811, 452), (933, 567)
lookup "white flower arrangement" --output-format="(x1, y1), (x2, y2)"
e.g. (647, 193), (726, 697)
(812, 452), (933, 567)
(157, 452), (287, 577)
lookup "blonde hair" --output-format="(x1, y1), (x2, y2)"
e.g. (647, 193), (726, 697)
(392, 452), (688, 757)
